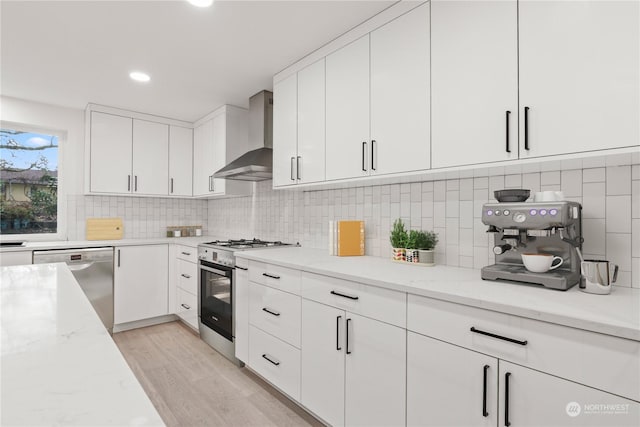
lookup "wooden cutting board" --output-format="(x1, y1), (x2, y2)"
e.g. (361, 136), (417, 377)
(86, 218), (124, 240)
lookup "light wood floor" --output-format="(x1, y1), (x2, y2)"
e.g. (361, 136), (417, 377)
(113, 321), (322, 427)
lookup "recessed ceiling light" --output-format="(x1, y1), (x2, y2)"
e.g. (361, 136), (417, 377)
(129, 71), (150, 83)
(187, 0), (213, 7)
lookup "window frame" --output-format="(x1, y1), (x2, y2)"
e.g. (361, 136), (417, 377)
(0, 121), (66, 242)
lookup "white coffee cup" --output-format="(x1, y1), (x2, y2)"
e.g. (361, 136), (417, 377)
(521, 253), (563, 273)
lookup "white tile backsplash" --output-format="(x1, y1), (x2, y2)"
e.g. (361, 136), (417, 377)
(203, 164), (637, 285)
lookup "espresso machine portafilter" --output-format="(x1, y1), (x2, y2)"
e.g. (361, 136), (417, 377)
(481, 201), (583, 290)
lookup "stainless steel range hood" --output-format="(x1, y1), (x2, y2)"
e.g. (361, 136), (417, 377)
(214, 90), (273, 181)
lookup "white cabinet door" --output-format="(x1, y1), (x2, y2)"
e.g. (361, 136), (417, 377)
(169, 126), (193, 197)
(407, 332), (498, 427)
(326, 35), (370, 181)
(132, 119), (169, 196)
(210, 113), (226, 195)
(519, 0), (639, 158)
(90, 112), (132, 193)
(234, 265), (249, 363)
(0, 251), (32, 266)
(301, 299), (345, 427)
(192, 118), (214, 197)
(114, 245), (168, 324)
(297, 58), (326, 184)
(345, 312), (406, 427)
(431, 0), (518, 168)
(498, 361), (640, 427)
(273, 73), (298, 187)
(370, 3), (430, 175)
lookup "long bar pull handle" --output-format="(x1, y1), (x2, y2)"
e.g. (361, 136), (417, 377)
(181, 303), (191, 310)
(170, 178), (174, 194)
(336, 315), (342, 351)
(181, 251), (191, 256)
(262, 354), (280, 366)
(117, 249), (121, 267)
(127, 175), (131, 192)
(262, 307), (280, 317)
(181, 274), (191, 279)
(371, 140), (376, 171)
(290, 157), (295, 181)
(297, 156), (301, 180)
(504, 372), (511, 426)
(470, 327), (527, 346)
(524, 106), (530, 151)
(331, 290), (359, 300)
(483, 365), (490, 417)
(346, 318), (352, 354)
(134, 175), (138, 192)
(262, 273), (281, 279)
(236, 266), (248, 271)
(505, 111), (511, 153)
(362, 141), (368, 172)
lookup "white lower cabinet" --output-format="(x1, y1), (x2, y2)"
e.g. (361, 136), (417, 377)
(234, 261), (249, 363)
(0, 251), (32, 266)
(175, 255), (198, 330)
(498, 361), (640, 427)
(176, 288), (197, 329)
(249, 325), (301, 400)
(301, 299), (406, 427)
(114, 245), (168, 325)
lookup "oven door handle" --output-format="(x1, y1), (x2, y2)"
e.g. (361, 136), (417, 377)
(199, 264), (231, 277)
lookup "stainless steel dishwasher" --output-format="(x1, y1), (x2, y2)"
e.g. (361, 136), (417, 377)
(33, 247), (114, 334)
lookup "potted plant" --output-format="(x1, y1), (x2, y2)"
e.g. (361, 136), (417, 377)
(405, 230), (421, 263)
(414, 230), (439, 266)
(389, 219), (408, 261)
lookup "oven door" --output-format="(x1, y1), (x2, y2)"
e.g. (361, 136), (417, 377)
(199, 261), (234, 341)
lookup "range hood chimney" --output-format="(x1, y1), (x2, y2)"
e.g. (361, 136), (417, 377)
(214, 90), (273, 181)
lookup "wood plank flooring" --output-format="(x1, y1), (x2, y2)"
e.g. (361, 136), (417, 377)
(113, 321), (322, 427)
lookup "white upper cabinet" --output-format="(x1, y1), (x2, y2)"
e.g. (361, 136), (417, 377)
(192, 105), (252, 198)
(297, 59), (326, 184)
(431, 0), (518, 168)
(518, 0), (639, 158)
(273, 73), (298, 187)
(370, 2), (431, 175)
(168, 126), (193, 197)
(90, 111), (133, 194)
(326, 35), (371, 181)
(132, 119), (169, 196)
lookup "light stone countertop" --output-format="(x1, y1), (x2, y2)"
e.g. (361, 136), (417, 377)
(0, 263), (165, 426)
(0, 236), (221, 252)
(236, 247), (640, 341)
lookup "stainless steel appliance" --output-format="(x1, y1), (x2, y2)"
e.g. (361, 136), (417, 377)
(481, 201), (583, 290)
(33, 247), (114, 333)
(197, 239), (292, 364)
(214, 91), (273, 181)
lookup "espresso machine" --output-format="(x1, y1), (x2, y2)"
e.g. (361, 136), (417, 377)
(481, 201), (583, 290)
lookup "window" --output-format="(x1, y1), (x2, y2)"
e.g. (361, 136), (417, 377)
(0, 128), (59, 235)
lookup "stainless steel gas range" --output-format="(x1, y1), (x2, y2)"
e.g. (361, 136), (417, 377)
(197, 239), (292, 365)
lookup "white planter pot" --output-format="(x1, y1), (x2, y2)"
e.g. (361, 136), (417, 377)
(406, 249), (420, 263)
(417, 249), (435, 266)
(392, 248), (406, 261)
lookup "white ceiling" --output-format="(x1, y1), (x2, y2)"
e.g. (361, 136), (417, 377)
(1, 0), (395, 122)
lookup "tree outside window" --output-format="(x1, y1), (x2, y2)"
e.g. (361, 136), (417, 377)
(0, 128), (59, 234)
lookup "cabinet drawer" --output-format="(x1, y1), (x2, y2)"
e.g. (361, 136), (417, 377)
(176, 288), (198, 330)
(249, 283), (301, 348)
(249, 261), (301, 295)
(176, 245), (198, 264)
(301, 272), (406, 328)
(249, 326), (301, 401)
(407, 294), (640, 401)
(177, 259), (197, 295)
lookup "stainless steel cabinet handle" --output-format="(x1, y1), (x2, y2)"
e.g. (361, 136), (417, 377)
(181, 274), (191, 279)
(127, 175), (131, 192)
(296, 156), (301, 180)
(134, 175), (138, 192)
(181, 303), (191, 310)
(117, 249), (121, 267)
(208, 175), (213, 192)
(262, 353), (280, 366)
(290, 157), (295, 181)
(170, 178), (174, 194)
